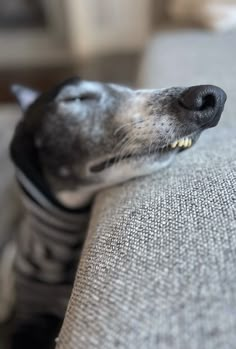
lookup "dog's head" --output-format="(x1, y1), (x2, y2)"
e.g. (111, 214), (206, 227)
(11, 77), (226, 207)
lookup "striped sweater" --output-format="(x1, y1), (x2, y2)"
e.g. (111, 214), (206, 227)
(14, 168), (90, 321)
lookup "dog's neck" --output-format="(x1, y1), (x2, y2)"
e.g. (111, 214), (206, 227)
(56, 182), (119, 208)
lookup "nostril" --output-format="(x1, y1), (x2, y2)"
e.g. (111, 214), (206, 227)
(199, 93), (216, 111)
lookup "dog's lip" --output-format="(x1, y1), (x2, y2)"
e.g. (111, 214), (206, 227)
(90, 147), (174, 173)
(90, 133), (199, 173)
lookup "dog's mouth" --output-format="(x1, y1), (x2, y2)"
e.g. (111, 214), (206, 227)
(90, 135), (195, 173)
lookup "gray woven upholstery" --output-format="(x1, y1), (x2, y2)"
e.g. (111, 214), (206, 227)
(57, 30), (236, 349)
(57, 129), (236, 349)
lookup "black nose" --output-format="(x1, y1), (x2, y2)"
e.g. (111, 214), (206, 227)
(180, 85), (227, 128)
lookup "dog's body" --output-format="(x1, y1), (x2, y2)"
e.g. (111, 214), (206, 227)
(0, 78), (226, 348)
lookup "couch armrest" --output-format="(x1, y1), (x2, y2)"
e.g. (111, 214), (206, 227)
(56, 126), (236, 349)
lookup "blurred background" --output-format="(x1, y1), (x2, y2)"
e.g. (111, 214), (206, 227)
(1, 0), (236, 102)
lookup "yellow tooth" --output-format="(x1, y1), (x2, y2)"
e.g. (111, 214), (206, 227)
(188, 139), (192, 147)
(184, 138), (189, 148)
(171, 141), (178, 148)
(178, 138), (185, 147)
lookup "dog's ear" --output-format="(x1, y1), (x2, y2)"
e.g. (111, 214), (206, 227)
(11, 84), (39, 111)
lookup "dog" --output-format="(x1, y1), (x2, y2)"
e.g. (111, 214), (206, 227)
(2, 77), (227, 348)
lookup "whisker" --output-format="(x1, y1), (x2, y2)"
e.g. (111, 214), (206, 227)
(113, 135), (130, 154)
(116, 135), (137, 163)
(113, 119), (144, 136)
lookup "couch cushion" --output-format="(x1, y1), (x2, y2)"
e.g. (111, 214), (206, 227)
(57, 130), (236, 349)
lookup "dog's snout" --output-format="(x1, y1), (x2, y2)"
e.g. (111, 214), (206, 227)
(179, 85), (227, 128)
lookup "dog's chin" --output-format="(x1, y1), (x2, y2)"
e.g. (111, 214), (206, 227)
(57, 153), (176, 209)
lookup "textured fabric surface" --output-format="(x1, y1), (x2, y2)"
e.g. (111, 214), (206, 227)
(57, 29), (236, 349)
(57, 128), (236, 349)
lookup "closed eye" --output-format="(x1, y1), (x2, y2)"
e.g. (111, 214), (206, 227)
(63, 93), (100, 102)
